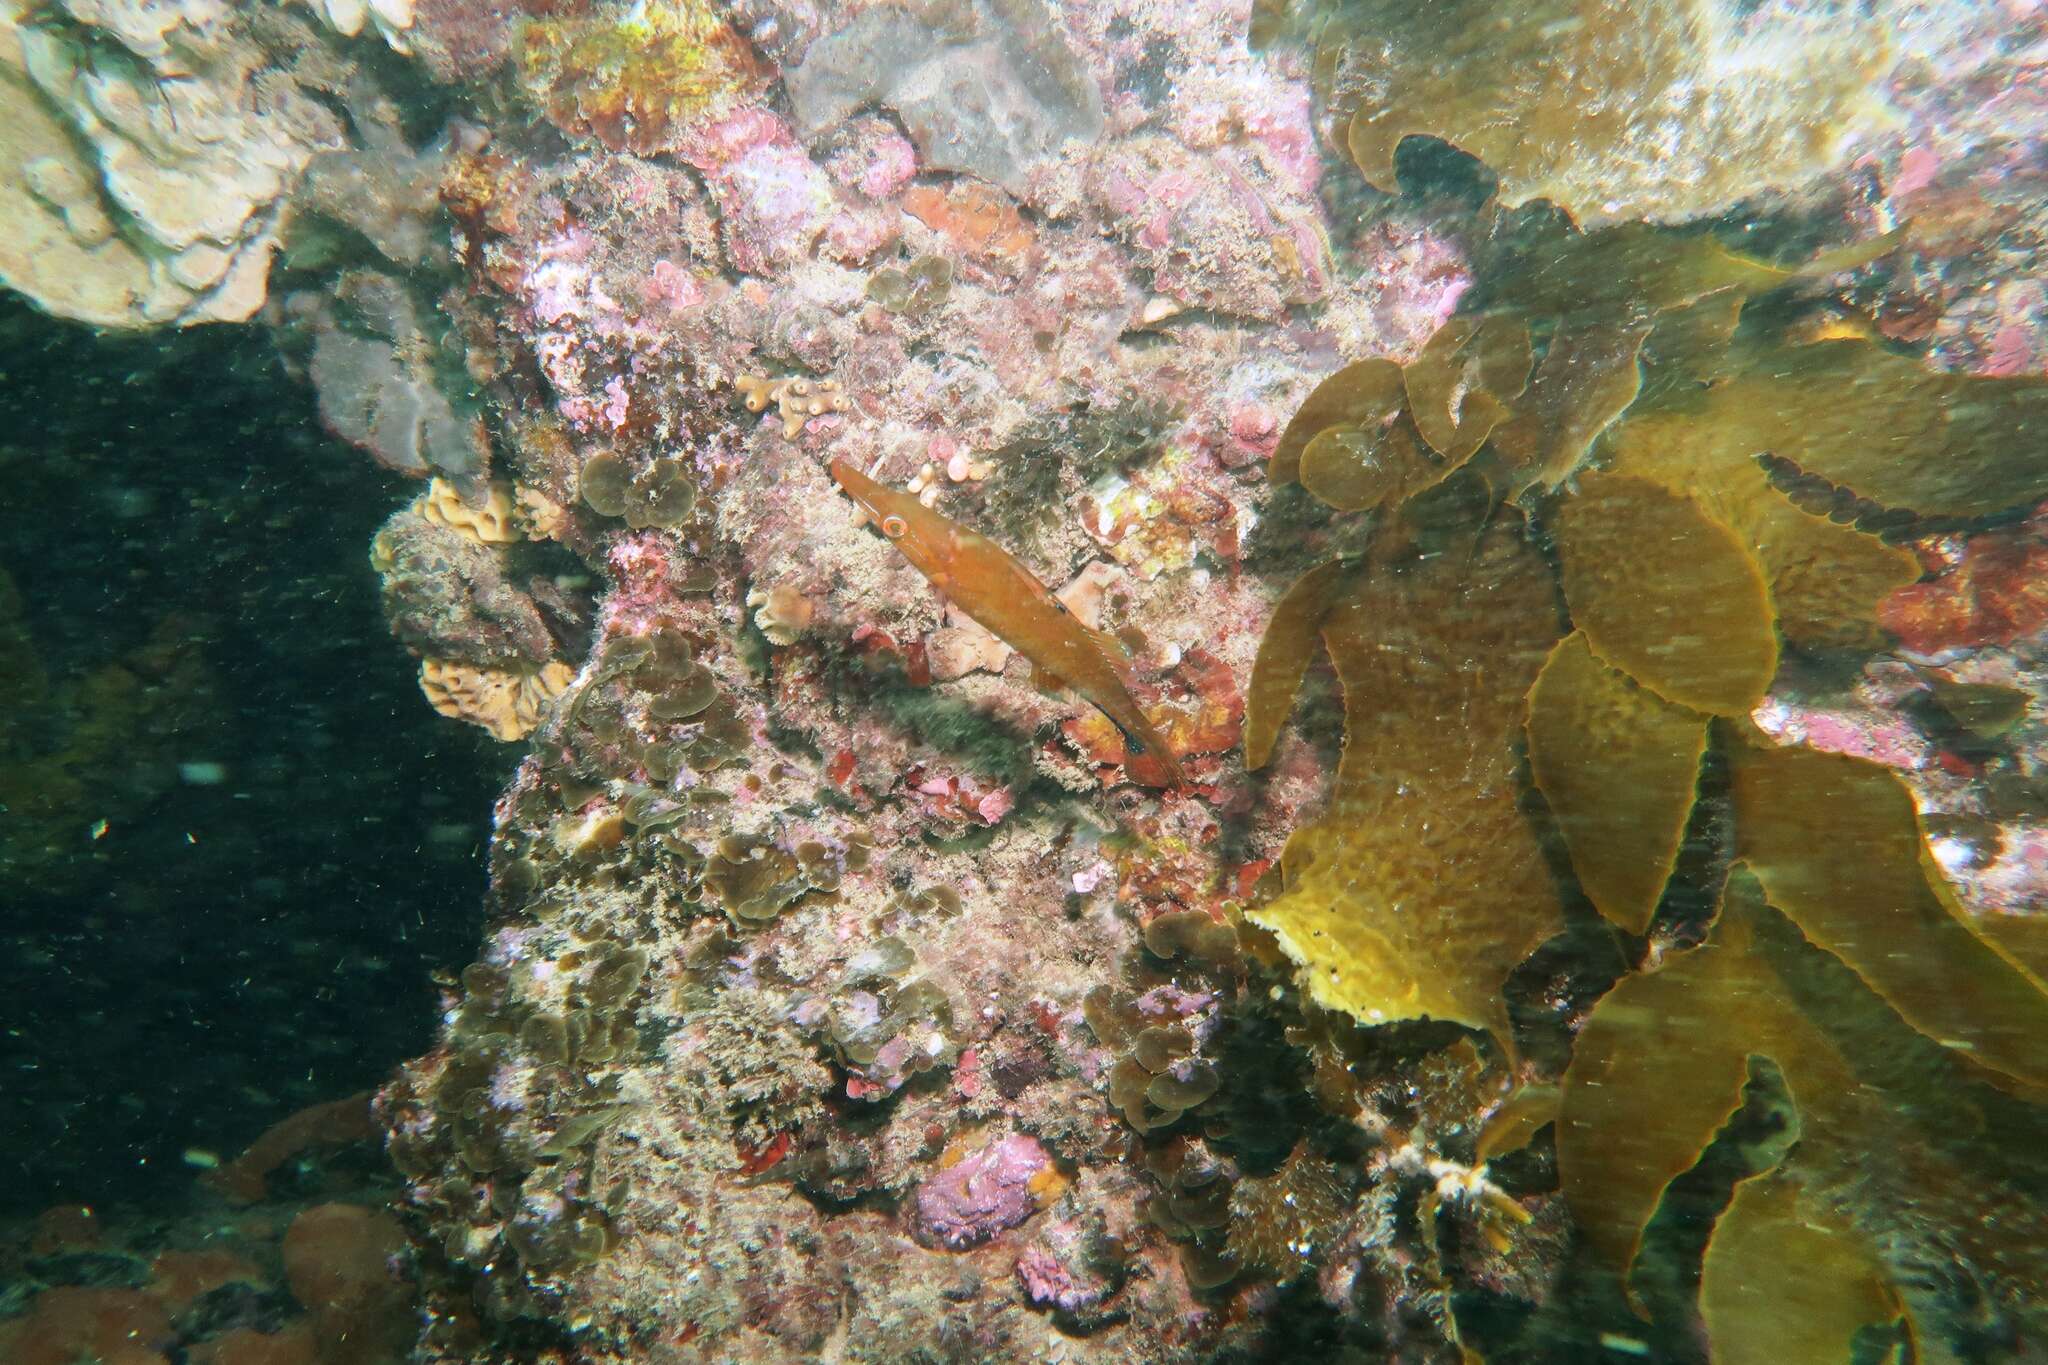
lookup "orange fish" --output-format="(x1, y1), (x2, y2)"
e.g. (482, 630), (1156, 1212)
(830, 458), (1184, 788)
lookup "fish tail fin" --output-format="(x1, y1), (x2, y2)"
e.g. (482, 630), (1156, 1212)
(1124, 745), (1185, 790)
(1115, 712), (1185, 790)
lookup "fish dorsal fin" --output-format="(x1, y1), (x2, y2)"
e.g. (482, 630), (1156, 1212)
(1072, 622), (1149, 693)
(1099, 630), (1153, 698)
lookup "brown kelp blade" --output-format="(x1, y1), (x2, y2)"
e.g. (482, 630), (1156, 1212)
(1244, 558), (1357, 770)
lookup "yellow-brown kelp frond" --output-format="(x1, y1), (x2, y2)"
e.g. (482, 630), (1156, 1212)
(1699, 1175), (1908, 1365)
(1257, 0), (1894, 228)
(1251, 216), (2048, 1028)
(1480, 227), (1890, 497)
(1270, 357), (1407, 487)
(1559, 866), (2048, 1338)
(1730, 739), (2048, 1092)
(1235, 5), (2048, 1346)
(1269, 320), (1531, 506)
(1266, 225), (1976, 535)
(1524, 633), (1708, 936)
(1401, 314), (1533, 463)
(1489, 325), (1648, 497)
(1552, 473), (1777, 717)
(1247, 512), (1562, 1046)
(1606, 334), (2048, 522)
(1243, 557), (1355, 771)
(1599, 403), (1922, 654)
(1555, 872), (1866, 1286)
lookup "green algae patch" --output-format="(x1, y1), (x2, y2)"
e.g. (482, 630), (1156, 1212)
(1248, 515), (1562, 1047)
(1526, 632), (1708, 936)
(704, 833), (812, 926)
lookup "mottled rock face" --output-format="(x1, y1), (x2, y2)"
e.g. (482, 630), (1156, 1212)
(10, 0), (2030, 1355)
(341, 0), (2048, 1345)
(0, 0), (465, 332)
(287, 271), (487, 487)
(787, 0), (1103, 192)
(357, 0), (1344, 1328)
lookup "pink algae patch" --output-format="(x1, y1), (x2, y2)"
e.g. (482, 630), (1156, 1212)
(911, 1132), (1059, 1249)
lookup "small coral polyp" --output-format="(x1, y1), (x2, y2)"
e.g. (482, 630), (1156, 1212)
(733, 373), (853, 440)
(419, 657), (574, 741)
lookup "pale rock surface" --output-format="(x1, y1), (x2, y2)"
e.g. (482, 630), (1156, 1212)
(0, 0), (343, 327)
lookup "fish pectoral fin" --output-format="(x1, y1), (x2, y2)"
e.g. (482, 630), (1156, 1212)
(1080, 624), (1132, 666)
(1030, 660), (1073, 696)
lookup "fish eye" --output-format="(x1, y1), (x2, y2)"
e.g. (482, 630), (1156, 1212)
(881, 515), (908, 538)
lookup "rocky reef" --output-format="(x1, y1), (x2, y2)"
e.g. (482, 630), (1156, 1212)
(7, 0), (2048, 1361)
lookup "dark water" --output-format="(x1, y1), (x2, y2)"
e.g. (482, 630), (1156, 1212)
(0, 295), (501, 1216)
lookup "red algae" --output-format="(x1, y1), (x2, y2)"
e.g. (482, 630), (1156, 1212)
(1881, 520), (2048, 654)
